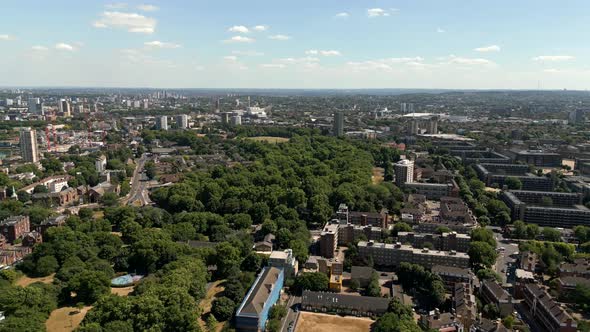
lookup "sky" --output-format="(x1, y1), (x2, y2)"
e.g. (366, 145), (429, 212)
(1, 0), (590, 89)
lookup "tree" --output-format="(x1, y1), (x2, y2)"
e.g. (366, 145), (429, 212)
(34, 255), (59, 277)
(434, 226), (452, 234)
(349, 279), (360, 291)
(293, 272), (329, 293)
(477, 268), (501, 282)
(387, 297), (413, 319)
(215, 242), (242, 278)
(101, 192), (119, 207)
(469, 241), (498, 268)
(205, 314), (218, 332)
(574, 226), (590, 243)
(392, 222), (412, 236)
(211, 297), (236, 321)
(144, 161), (157, 180)
(65, 270), (111, 304)
(373, 313), (421, 332)
(504, 177), (522, 190)
(268, 304), (287, 320)
(366, 272), (381, 297)
(470, 228), (496, 247)
(33, 185), (49, 193)
(542, 227), (562, 242)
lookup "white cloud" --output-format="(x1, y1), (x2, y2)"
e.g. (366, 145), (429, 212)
(228, 25), (249, 33)
(335, 12), (349, 18)
(437, 27), (445, 33)
(252, 25), (268, 32)
(532, 55), (575, 62)
(0, 34), (15, 41)
(93, 11), (157, 34)
(120, 48), (176, 67)
(223, 36), (255, 43)
(474, 45), (501, 52)
(223, 55), (238, 62)
(278, 57), (320, 64)
(543, 68), (562, 73)
(55, 43), (76, 51)
(441, 55), (495, 66)
(269, 34), (291, 40)
(367, 8), (397, 17)
(106, 3), (127, 9)
(31, 45), (49, 51)
(144, 40), (181, 49)
(347, 57), (429, 71)
(137, 4), (159, 11)
(305, 50), (341, 56)
(232, 50), (264, 56)
(260, 64), (286, 69)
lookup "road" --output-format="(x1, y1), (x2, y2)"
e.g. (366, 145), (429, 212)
(280, 295), (301, 332)
(121, 153), (152, 206)
(489, 228), (520, 284)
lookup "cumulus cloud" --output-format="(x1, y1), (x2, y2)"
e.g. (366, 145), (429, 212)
(31, 45), (48, 51)
(144, 41), (181, 49)
(252, 25), (268, 31)
(347, 57), (429, 71)
(437, 27), (445, 33)
(474, 45), (501, 52)
(232, 50), (264, 56)
(55, 43), (76, 51)
(335, 12), (349, 18)
(223, 55), (238, 62)
(305, 50), (341, 56)
(441, 55), (495, 66)
(137, 4), (158, 11)
(105, 3), (127, 9)
(260, 64), (286, 69)
(0, 34), (15, 41)
(532, 55), (575, 62)
(269, 34), (291, 40)
(228, 25), (249, 33)
(367, 8), (397, 17)
(93, 11), (157, 34)
(223, 36), (255, 43)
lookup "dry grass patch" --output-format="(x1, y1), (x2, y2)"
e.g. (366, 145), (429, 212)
(245, 136), (289, 144)
(111, 286), (134, 296)
(45, 306), (92, 332)
(295, 312), (373, 332)
(16, 273), (54, 287)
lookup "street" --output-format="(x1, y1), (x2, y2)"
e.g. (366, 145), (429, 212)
(280, 295), (301, 332)
(121, 153), (153, 206)
(489, 228), (520, 284)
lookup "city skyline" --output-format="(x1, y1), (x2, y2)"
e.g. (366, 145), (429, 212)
(1, 0), (590, 89)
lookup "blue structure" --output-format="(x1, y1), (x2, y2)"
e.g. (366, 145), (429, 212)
(235, 266), (284, 331)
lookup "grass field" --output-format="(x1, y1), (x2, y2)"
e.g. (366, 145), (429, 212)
(198, 280), (226, 332)
(111, 286), (134, 296)
(244, 136), (289, 144)
(46, 306), (92, 332)
(16, 273), (54, 287)
(295, 312), (373, 332)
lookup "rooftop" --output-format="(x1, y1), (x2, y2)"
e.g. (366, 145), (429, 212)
(237, 267), (283, 316)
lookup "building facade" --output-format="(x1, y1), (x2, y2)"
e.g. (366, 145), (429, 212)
(19, 128), (39, 163)
(235, 267), (284, 332)
(357, 241), (470, 269)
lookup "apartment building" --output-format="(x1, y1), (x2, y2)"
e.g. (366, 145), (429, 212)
(301, 290), (389, 318)
(357, 241), (470, 269)
(319, 223), (339, 258)
(432, 265), (475, 291)
(338, 223), (382, 245)
(235, 267), (284, 332)
(453, 283), (477, 330)
(480, 280), (514, 317)
(397, 231), (470, 253)
(404, 182), (457, 200)
(502, 190), (589, 228)
(523, 283), (577, 332)
(474, 163), (554, 191)
(0, 216), (30, 244)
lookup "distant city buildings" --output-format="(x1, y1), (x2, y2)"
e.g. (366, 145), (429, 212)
(394, 159), (414, 187)
(59, 99), (71, 117)
(569, 109), (585, 124)
(95, 155), (107, 173)
(333, 111), (344, 137)
(19, 128), (39, 163)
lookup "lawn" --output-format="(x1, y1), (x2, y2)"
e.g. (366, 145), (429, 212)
(16, 273), (54, 287)
(295, 312), (373, 332)
(244, 136), (290, 144)
(45, 306), (93, 332)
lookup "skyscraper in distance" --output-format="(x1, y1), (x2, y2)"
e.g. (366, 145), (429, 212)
(19, 128), (39, 163)
(334, 112), (344, 137)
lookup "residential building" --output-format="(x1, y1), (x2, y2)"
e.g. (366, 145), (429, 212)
(176, 114), (189, 129)
(268, 249), (298, 276)
(59, 99), (71, 117)
(19, 128), (39, 163)
(333, 112), (344, 137)
(28, 98), (42, 114)
(569, 109), (585, 124)
(301, 290), (389, 317)
(405, 182), (457, 200)
(253, 233), (275, 253)
(156, 116), (168, 130)
(501, 190), (589, 228)
(523, 283), (577, 332)
(558, 259), (590, 279)
(0, 216), (30, 243)
(518, 251), (539, 272)
(474, 163), (554, 191)
(351, 266), (374, 288)
(357, 241), (470, 269)
(511, 150), (562, 167)
(398, 231), (471, 253)
(451, 149), (511, 165)
(96, 155), (107, 173)
(480, 280), (514, 317)
(32, 187), (79, 207)
(235, 267), (284, 332)
(347, 209), (390, 228)
(319, 223), (338, 258)
(338, 223), (382, 245)
(231, 115), (242, 125)
(394, 159), (414, 187)
(432, 265), (475, 291)
(37, 215), (68, 235)
(454, 283), (477, 330)
(420, 310), (465, 332)
(556, 276), (590, 294)
(22, 231), (42, 247)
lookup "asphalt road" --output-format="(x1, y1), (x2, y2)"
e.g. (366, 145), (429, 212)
(490, 229), (520, 284)
(122, 153), (152, 206)
(280, 295), (301, 332)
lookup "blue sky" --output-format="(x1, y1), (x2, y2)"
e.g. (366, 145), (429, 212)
(1, 0), (589, 89)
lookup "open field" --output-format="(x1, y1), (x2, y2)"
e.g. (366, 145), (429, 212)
(16, 273), (54, 287)
(111, 286), (134, 296)
(46, 306), (92, 332)
(295, 312), (373, 332)
(198, 280), (226, 332)
(372, 167), (384, 185)
(244, 136), (289, 144)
